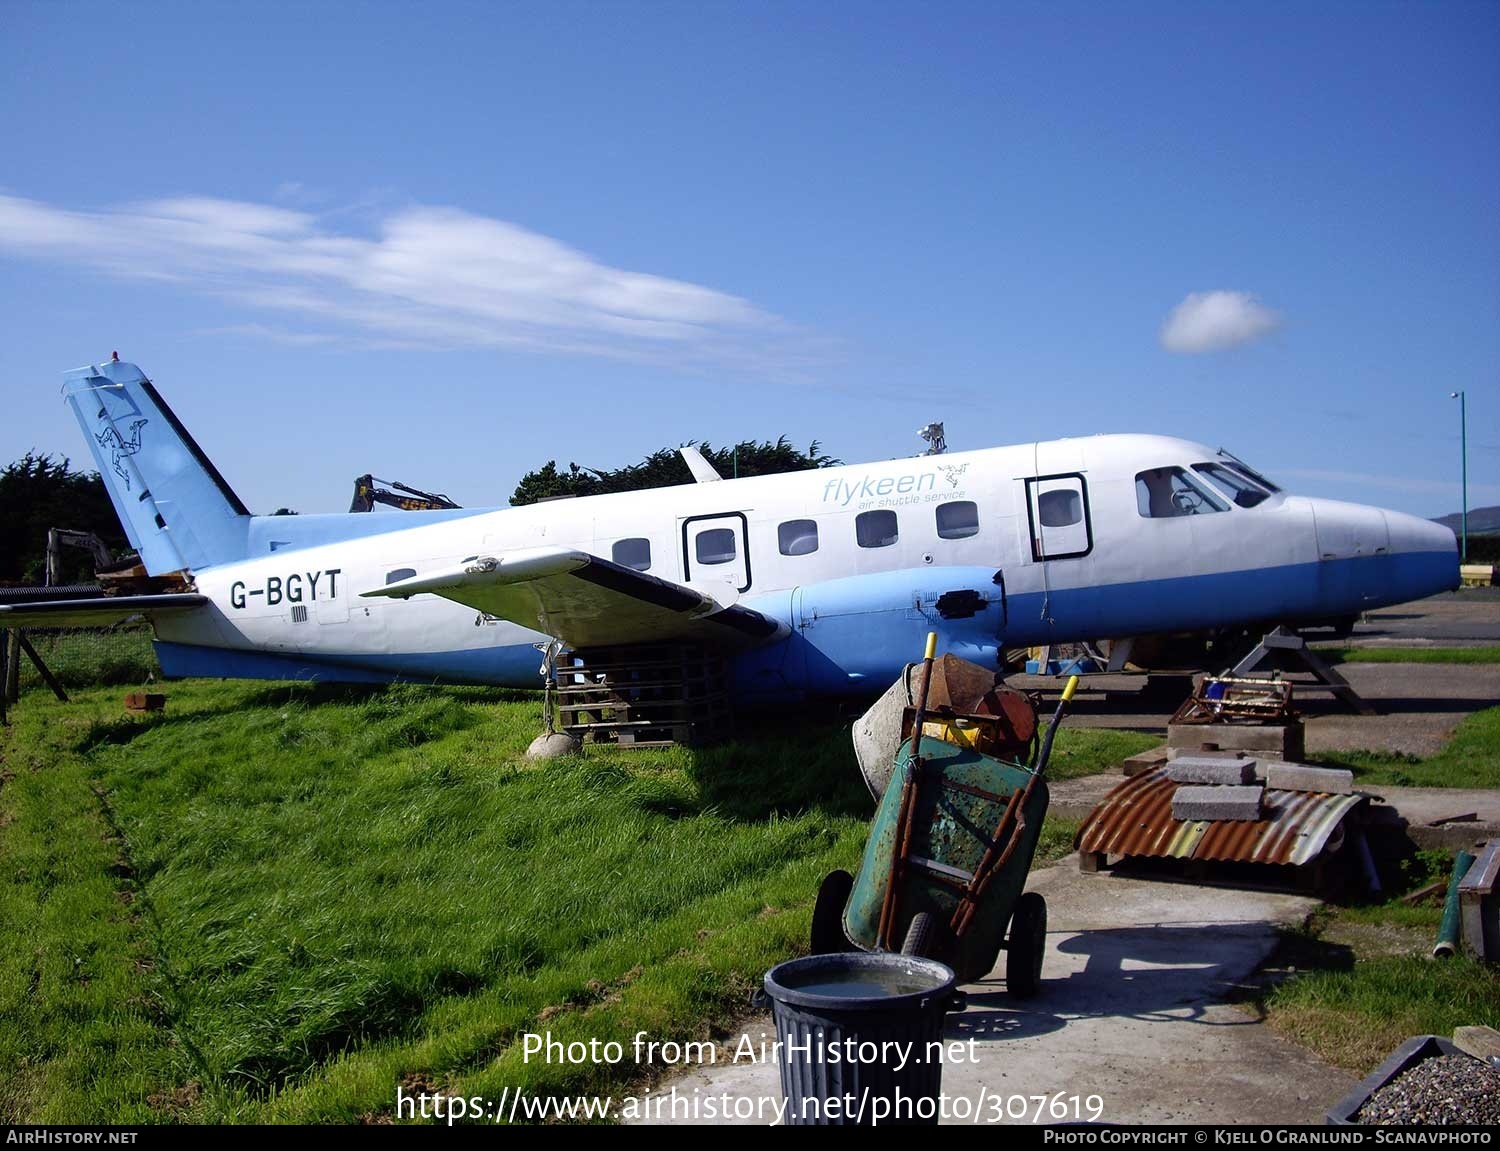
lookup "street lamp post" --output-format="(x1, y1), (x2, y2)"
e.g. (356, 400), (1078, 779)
(1450, 390), (1468, 563)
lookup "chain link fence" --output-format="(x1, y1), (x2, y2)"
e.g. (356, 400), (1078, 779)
(8, 624), (159, 693)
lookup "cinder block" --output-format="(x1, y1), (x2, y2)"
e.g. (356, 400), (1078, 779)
(1171, 785), (1264, 823)
(1167, 756), (1256, 785)
(1167, 722), (1304, 761)
(1265, 763), (1354, 795)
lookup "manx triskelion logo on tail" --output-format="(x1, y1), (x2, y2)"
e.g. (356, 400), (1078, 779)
(93, 406), (148, 490)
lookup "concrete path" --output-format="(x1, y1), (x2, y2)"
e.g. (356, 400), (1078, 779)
(1350, 588), (1500, 647)
(1019, 660), (1500, 759)
(634, 861), (1354, 1125)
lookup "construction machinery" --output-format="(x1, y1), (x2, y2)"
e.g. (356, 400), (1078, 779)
(349, 475), (461, 514)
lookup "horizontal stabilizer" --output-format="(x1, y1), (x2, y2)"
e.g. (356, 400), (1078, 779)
(0, 593), (209, 630)
(362, 547), (785, 649)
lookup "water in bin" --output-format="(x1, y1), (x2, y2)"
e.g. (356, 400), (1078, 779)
(759, 951), (966, 1126)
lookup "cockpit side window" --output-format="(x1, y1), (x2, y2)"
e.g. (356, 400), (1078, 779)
(1194, 463), (1269, 508)
(1135, 467), (1229, 518)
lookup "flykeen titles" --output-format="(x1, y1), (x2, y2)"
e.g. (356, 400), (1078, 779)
(822, 471), (937, 507)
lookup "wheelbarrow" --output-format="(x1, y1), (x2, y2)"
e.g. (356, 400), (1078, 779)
(813, 634), (1079, 995)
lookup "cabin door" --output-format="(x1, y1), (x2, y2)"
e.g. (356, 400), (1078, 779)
(1024, 474), (1093, 562)
(681, 512), (752, 594)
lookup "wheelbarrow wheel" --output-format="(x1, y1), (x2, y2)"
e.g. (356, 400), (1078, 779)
(1005, 892), (1047, 999)
(901, 912), (937, 958)
(810, 870), (854, 954)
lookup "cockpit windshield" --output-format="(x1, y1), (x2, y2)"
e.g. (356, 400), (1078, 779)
(1194, 462), (1270, 508)
(1217, 450), (1282, 493)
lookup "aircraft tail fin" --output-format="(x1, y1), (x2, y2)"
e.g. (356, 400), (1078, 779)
(63, 358), (251, 575)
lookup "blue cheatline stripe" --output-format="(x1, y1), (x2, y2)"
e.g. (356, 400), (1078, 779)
(1003, 550), (1458, 639)
(154, 550), (1458, 694)
(154, 640), (547, 686)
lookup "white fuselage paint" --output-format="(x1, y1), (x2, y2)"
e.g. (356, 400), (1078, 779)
(155, 434), (1457, 690)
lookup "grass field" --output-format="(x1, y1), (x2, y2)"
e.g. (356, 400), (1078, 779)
(1259, 854), (1500, 1073)
(1311, 706), (1500, 789)
(0, 678), (1118, 1124)
(1315, 646), (1500, 665)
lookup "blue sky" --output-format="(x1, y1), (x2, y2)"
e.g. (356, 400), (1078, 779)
(2, 1), (1495, 518)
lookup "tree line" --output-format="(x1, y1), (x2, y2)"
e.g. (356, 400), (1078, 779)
(1, 437), (841, 584)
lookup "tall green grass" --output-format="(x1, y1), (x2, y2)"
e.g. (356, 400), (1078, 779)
(2, 680), (1118, 1123)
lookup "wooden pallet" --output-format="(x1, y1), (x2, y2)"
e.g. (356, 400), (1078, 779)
(551, 643), (732, 748)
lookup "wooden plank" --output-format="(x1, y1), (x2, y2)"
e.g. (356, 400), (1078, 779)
(1459, 840), (1500, 894)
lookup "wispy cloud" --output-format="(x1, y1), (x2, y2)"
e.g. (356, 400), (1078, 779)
(1160, 290), (1281, 354)
(0, 192), (802, 369)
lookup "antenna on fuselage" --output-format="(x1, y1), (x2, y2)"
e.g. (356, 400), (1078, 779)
(919, 422), (947, 455)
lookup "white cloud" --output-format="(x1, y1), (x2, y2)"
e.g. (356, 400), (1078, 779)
(0, 192), (794, 367)
(1160, 290), (1281, 354)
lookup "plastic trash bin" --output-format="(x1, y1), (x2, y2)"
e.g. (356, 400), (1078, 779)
(760, 951), (965, 1125)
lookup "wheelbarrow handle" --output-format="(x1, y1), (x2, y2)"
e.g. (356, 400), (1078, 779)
(880, 632), (941, 950)
(1033, 674), (1080, 776)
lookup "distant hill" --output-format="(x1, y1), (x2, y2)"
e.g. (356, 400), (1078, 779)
(1433, 505), (1500, 535)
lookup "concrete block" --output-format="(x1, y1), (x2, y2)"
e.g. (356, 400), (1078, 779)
(1172, 785), (1264, 823)
(1167, 722), (1304, 761)
(1167, 756), (1256, 785)
(1453, 1026), (1500, 1062)
(1265, 763), (1354, 795)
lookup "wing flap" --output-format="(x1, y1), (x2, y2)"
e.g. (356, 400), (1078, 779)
(0, 593), (209, 630)
(362, 547), (785, 649)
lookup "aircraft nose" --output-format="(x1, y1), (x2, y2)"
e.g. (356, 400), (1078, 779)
(1386, 508), (1459, 559)
(1382, 507), (1461, 597)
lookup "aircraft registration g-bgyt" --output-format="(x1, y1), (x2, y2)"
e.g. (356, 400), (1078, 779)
(1, 358), (1460, 701)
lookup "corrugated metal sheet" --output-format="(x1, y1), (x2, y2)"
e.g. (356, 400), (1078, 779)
(1075, 766), (1366, 867)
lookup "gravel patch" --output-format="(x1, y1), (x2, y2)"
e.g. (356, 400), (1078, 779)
(1357, 1053), (1500, 1125)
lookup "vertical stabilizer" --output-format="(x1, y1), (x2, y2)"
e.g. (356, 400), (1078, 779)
(63, 359), (250, 575)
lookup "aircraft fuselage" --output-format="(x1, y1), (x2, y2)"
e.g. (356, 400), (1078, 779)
(150, 433), (1458, 699)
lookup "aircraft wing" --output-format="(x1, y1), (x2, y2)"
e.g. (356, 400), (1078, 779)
(362, 548), (787, 649)
(0, 593), (209, 630)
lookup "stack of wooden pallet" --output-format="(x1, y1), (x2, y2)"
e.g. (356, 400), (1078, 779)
(551, 643), (731, 748)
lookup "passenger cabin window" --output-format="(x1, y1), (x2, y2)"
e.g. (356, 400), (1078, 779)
(611, 537), (652, 571)
(1037, 489), (1082, 528)
(778, 519), (819, 556)
(935, 501), (979, 539)
(1026, 474), (1092, 560)
(1135, 467), (1229, 518)
(856, 509), (899, 548)
(385, 567), (417, 584)
(695, 528), (737, 566)
(1193, 463), (1269, 509)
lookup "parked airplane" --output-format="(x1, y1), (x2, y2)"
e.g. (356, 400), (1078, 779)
(0, 357), (1459, 701)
